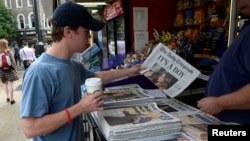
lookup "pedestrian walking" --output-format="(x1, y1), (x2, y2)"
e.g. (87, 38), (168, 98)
(0, 39), (19, 104)
(19, 42), (36, 70)
(13, 44), (22, 69)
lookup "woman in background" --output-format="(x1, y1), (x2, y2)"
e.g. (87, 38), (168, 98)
(0, 39), (19, 104)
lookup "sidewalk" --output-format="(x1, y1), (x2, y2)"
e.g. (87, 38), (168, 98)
(0, 70), (31, 141)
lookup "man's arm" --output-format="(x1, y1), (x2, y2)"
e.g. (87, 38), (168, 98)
(21, 91), (104, 138)
(197, 84), (250, 115)
(19, 49), (24, 60)
(10, 53), (17, 71)
(94, 64), (143, 84)
(32, 51), (36, 60)
(217, 84), (250, 109)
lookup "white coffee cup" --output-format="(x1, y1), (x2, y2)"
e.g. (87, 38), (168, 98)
(85, 77), (102, 94)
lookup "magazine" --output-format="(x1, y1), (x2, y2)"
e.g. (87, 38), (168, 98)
(103, 84), (155, 108)
(81, 43), (103, 72)
(140, 43), (201, 98)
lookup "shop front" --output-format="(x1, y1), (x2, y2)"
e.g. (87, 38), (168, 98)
(18, 29), (51, 46)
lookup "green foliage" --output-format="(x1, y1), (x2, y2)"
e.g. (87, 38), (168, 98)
(0, 1), (17, 39)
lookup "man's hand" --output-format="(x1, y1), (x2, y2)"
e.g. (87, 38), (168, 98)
(197, 97), (223, 115)
(128, 64), (145, 76)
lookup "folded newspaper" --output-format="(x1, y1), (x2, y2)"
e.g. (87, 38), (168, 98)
(140, 43), (201, 98)
(155, 98), (201, 116)
(103, 84), (155, 109)
(176, 112), (234, 141)
(130, 132), (195, 141)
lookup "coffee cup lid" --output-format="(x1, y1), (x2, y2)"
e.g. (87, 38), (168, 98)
(85, 77), (102, 86)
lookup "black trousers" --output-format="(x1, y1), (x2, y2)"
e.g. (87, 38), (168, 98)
(23, 60), (29, 70)
(14, 56), (22, 66)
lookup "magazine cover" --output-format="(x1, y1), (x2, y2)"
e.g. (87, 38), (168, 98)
(81, 43), (103, 72)
(140, 43), (201, 98)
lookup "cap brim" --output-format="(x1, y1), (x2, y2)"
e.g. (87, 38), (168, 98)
(83, 18), (105, 31)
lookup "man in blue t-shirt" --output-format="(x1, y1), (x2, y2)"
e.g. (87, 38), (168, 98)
(20, 2), (143, 141)
(197, 0), (250, 124)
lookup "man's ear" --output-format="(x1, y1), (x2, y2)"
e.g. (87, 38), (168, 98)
(63, 26), (73, 38)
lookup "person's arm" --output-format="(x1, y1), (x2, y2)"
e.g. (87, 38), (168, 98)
(94, 64), (143, 84)
(10, 53), (17, 72)
(21, 91), (104, 138)
(32, 52), (36, 60)
(19, 49), (23, 61)
(217, 84), (250, 109)
(197, 84), (250, 115)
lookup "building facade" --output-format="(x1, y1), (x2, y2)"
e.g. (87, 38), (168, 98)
(4, 0), (53, 46)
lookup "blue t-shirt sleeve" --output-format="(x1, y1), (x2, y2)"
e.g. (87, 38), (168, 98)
(20, 70), (52, 118)
(21, 59), (95, 118)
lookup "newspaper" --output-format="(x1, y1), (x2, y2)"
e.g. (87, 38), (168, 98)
(182, 124), (208, 141)
(154, 98), (209, 140)
(130, 132), (196, 141)
(176, 113), (228, 141)
(103, 84), (155, 108)
(155, 98), (201, 116)
(91, 103), (182, 141)
(140, 43), (201, 98)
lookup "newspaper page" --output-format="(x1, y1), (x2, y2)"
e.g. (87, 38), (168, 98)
(156, 98), (201, 116)
(182, 124), (208, 141)
(176, 113), (227, 125)
(176, 113), (227, 141)
(91, 103), (182, 141)
(140, 43), (201, 98)
(130, 132), (196, 141)
(103, 84), (155, 108)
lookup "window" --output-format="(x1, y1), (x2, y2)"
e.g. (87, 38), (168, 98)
(18, 15), (25, 29)
(5, 0), (12, 9)
(45, 18), (49, 28)
(42, 14), (49, 28)
(27, 0), (33, 6)
(16, 0), (23, 8)
(29, 13), (35, 27)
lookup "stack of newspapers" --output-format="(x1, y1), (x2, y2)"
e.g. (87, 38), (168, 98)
(155, 98), (239, 141)
(91, 103), (182, 141)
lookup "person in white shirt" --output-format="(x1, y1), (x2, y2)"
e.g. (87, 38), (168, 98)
(19, 42), (36, 70)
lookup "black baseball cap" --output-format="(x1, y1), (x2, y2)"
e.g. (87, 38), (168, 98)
(53, 2), (105, 31)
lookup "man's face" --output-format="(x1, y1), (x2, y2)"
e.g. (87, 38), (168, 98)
(72, 26), (91, 52)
